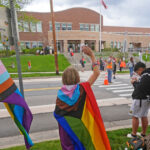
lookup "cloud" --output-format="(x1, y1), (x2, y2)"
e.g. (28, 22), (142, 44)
(23, 0), (150, 27)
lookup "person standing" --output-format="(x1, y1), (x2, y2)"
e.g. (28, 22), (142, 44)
(107, 56), (113, 83)
(100, 57), (104, 71)
(128, 62), (150, 138)
(128, 57), (135, 77)
(80, 56), (85, 72)
(112, 57), (117, 79)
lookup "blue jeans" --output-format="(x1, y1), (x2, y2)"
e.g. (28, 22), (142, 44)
(107, 69), (112, 83)
(129, 67), (134, 77)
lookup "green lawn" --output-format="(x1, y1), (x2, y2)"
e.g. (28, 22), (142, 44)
(0, 55), (70, 73)
(143, 54), (150, 62)
(3, 127), (150, 150)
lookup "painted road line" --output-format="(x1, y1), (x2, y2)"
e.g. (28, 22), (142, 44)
(119, 93), (132, 97)
(24, 87), (61, 92)
(0, 97), (130, 118)
(14, 78), (62, 83)
(113, 89), (134, 93)
(99, 84), (128, 88)
(107, 86), (133, 90)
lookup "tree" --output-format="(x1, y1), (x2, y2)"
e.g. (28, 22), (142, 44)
(0, 0), (32, 10)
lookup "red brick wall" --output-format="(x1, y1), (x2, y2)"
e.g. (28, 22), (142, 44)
(18, 8), (102, 47)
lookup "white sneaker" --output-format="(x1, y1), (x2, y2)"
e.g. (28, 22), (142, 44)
(127, 133), (137, 138)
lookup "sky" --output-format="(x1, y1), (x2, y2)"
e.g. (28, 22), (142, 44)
(23, 0), (150, 27)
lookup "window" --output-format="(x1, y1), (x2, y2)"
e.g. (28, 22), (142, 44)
(117, 42), (121, 49)
(32, 42), (37, 48)
(95, 24), (99, 32)
(129, 43), (133, 49)
(67, 23), (72, 30)
(25, 42), (31, 49)
(55, 22), (61, 30)
(23, 22), (29, 32)
(49, 22), (53, 31)
(90, 24), (95, 31)
(80, 24), (84, 30)
(37, 22), (42, 32)
(30, 22), (36, 32)
(20, 42), (25, 49)
(38, 42), (43, 47)
(18, 21), (23, 32)
(62, 23), (67, 30)
(85, 24), (89, 31)
(114, 41), (117, 48)
(110, 41), (114, 48)
(0, 42), (4, 50)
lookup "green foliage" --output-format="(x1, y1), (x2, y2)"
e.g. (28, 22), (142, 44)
(22, 47), (43, 55)
(0, 50), (16, 57)
(142, 54), (150, 62)
(116, 52), (128, 61)
(102, 48), (119, 52)
(132, 53), (139, 57)
(0, 0), (32, 10)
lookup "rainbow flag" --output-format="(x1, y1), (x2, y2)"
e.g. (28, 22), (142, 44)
(0, 60), (33, 149)
(54, 82), (111, 150)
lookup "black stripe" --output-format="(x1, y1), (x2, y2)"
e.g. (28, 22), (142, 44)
(0, 83), (17, 101)
(55, 91), (86, 119)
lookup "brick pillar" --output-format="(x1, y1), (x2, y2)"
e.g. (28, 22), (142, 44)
(95, 40), (99, 52)
(64, 40), (68, 52)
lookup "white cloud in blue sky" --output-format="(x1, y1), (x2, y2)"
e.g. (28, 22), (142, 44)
(23, 0), (150, 27)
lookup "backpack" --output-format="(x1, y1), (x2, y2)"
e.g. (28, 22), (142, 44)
(126, 138), (146, 150)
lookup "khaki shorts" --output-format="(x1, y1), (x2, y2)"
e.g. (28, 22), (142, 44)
(129, 99), (150, 118)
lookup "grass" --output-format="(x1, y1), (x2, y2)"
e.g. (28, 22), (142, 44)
(10, 73), (62, 78)
(117, 70), (130, 74)
(0, 55), (70, 73)
(3, 127), (150, 150)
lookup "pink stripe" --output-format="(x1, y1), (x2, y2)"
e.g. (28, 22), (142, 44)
(0, 61), (7, 75)
(101, 0), (108, 9)
(61, 85), (77, 98)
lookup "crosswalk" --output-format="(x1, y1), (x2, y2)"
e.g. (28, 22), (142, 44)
(92, 77), (133, 98)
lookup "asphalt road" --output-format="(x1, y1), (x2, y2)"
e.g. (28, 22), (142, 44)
(0, 73), (132, 109)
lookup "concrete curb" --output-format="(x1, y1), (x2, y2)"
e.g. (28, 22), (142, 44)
(0, 119), (135, 149)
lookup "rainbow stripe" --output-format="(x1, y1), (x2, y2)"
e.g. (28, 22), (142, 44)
(0, 60), (33, 149)
(54, 82), (111, 150)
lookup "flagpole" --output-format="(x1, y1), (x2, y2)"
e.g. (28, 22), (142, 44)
(50, 0), (59, 75)
(99, 3), (102, 53)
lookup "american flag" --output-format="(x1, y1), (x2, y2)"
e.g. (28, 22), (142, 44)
(101, 0), (108, 9)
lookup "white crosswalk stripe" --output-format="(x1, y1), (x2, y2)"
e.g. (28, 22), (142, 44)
(106, 86), (132, 90)
(119, 93), (132, 97)
(99, 84), (128, 88)
(113, 89), (134, 93)
(81, 75), (133, 98)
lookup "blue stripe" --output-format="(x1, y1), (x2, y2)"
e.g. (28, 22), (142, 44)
(14, 105), (24, 124)
(57, 84), (80, 106)
(24, 129), (34, 147)
(15, 88), (23, 98)
(0, 71), (10, 84)
(54, 112), (85, 150)
(13, 89), (24, 124)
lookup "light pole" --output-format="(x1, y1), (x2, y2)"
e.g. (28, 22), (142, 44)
(50, 0), (59, 75)
(9, 0), (24, 97)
